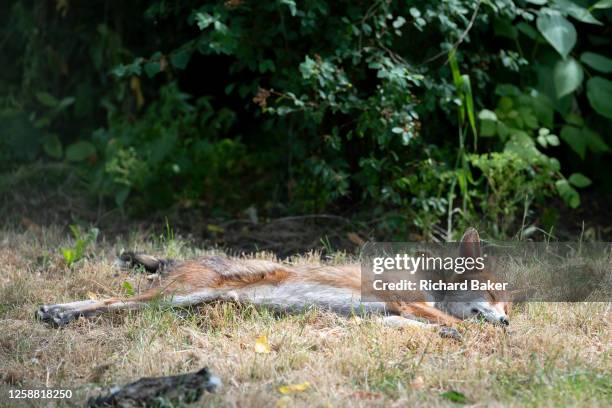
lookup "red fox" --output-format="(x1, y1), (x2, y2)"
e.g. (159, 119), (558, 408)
(37, 228), (510, 336)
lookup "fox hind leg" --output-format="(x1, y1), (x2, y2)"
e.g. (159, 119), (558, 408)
(36, 289), (163, 326)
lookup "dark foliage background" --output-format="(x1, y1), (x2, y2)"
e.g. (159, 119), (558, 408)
(1, 0), (611, 240)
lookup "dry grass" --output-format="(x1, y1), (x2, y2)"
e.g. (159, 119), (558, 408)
(0, 227), (610, 407)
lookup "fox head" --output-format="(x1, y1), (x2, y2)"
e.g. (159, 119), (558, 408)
(440, 227), (511, 325)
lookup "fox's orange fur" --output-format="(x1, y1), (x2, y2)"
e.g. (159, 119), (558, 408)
(37, 228), (511, 333)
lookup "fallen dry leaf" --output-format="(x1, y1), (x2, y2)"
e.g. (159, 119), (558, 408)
(410, 376), (424, 389)
(350, 391), (383, 400)
(254, 335), (271, 354)
(347, 232), (366, 246)
(278, 382), (311, 394)
(275, 396), (292, 407)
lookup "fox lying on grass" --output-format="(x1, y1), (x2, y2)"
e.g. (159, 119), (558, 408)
(37, 228), (510, 338)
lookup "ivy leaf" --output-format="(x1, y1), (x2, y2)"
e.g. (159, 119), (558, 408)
(568, 173), (592, 188)
(554, 57), (583, 98)
(536, 11), (576, 58)
(586, 77), (612, 119)
(65, 141), (96, 162)
(580, 52), (612, 73)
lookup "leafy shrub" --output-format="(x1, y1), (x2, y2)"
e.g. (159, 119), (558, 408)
(1, 0), (611, 238)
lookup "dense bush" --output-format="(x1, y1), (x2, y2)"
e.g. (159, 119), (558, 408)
(1, 0), (611, 238)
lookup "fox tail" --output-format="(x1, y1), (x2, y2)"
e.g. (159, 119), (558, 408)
(117, 251), (175, 273)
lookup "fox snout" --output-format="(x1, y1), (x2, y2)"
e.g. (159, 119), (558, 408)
(469, 304), (509, 326)
(443, 300), (510, 326)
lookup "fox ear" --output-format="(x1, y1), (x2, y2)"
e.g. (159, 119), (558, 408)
(459, 227), (482, 259)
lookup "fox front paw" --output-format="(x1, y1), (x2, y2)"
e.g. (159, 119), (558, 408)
(36, 305), (77, 327)
(438, 326), (462, 341)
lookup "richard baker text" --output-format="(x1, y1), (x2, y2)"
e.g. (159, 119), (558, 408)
(372, 279), (508, 291)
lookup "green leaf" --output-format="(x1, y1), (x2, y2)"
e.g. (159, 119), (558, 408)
(547, 134), (560, 146)
(440, 390), (468, 404)
(560, 126), (586, 158)
(532, 93), (554, 128)
(480, 120), (496, 136)
(478, 110), (498, 137)
(554, 0), (602, 25)
(583, 128), (610, 153)
(43, 135), (63, 159)
(392, 16), (406, 29)
(495, 84), (521, 97)
(115, 187), (130, 207)
(516, 22), (539, 39)
(478, 109), (497, 121)
(504, 132), (544, 163)
(564, 113), (583, 127)
(556, 179), (580, 208)
(36, 92), (59, 107)
(536, 65), (572, 114)
(537, 134), (548, 147)
(144, 53), (163, 77)
(591, 0), (612, 9)
(586, 77), (612, 119)
(568, 173), (592, 188)
(580, 52), (612, 73)
(493, 18), (517, 39)
(537, 131), (559, 147)
(461, 74), (478, 144)
(57, 97), (75, 111)
(195, 12), (215, 30)
(536, 11), (576, 58)
(65, 141), (96, 162)
(280, 0), (297, 16)
(144, 61), (160, 78)
(554, 57), (583, 98)
(170, 49), (192, 70)
(122, 281), (135, 296)
(62, 248), (76, 266)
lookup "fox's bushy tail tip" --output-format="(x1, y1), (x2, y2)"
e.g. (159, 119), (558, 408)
(116, 252), (173, 273)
